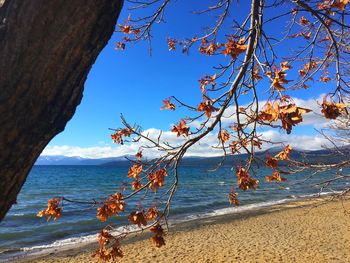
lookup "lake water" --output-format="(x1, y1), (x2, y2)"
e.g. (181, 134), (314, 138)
(0, 164), (348, 260)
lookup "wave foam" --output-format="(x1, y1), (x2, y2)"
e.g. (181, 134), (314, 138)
(1, 191), (340, 261)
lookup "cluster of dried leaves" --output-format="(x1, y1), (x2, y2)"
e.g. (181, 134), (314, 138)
(265, 145), (292, 182)
(258, 97), (312, 134)
(37, 199), (62, 221)
(96, 193), (126, 222)
(93, 230), (123, 261)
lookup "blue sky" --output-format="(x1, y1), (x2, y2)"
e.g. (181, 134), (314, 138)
(44, 1), (336, 158)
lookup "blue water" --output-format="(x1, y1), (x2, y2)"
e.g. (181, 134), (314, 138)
(0, 164), (348, 259)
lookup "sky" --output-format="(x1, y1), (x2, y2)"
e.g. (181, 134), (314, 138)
(43, 1), (339, 158)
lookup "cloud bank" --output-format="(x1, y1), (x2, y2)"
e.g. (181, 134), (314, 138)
(42, 96), (337, 159)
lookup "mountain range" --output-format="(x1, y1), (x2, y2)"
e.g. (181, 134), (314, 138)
(35, 146), (349, 166)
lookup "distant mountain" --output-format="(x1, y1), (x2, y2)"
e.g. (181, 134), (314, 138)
(174, 146), (350, 167)
(36, 146), (349, 166)
(35, 155), (130, 165)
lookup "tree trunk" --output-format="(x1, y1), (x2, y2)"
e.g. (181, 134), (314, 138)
(0, 0), (123, 220)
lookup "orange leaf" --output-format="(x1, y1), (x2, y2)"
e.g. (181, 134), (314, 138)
(265, 156), (278, 169)
(161, 99), (176, 111)
(199, 39), (220, 55)
(321, 98), (347, 119)
(149, 168), (168, 191)
(299, 16), (310, 25)
(128, 211), (147, 227)
(132, 180), (142, 190)
(167, 37), (177, 51)
(222, 37), (247, 60)
(265, 171), (287, 182)
(275, 144), (292, 160)
(96, 193), (126, 222)
(145, 207), (159, 221)
(236, 167), (259, 191)
(228, 192), (239, 206)
(171, 120), (190, 137)
(218, 129), (230, 143)
(128, 164), (142, 179)
(37, 198), (62, 221)
(199, 74), (216, 93)
(197, 100), (219, 118)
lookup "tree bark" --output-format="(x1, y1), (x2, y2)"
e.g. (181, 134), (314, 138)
(0, 0), (123, 220)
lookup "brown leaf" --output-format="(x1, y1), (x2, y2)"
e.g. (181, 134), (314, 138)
(218, 129), (230, 143)
(197, 100), (219, 118)
(161, 99), (176, 111)
(222, 37), (247, 60)
(128, 164), (142, 179)
(236, 167), (259, 191)
(132, 180), (142, 190)
(37, 198), (62, 221)
(321, 99), (347, 119)
(171, 120), (190, 137)
(299, 16), (310, 25)
(228, 192), (239, 206)
(151, 235), (165, 248)
(265, 171), (287, 182)
(145, 207), (159, 221)
(128, 211), (147, 227)
(149, 168), (168, 191)
(275, 144), (292, 160)
(265, 156), (278, 169)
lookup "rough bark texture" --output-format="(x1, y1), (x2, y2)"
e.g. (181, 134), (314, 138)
(0, 0), (123, 220)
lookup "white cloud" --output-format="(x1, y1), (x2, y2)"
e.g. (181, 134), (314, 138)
(259, 130), (332, 151)
(190, 95), (330, 130)
(293, 96), (330, 128)
(43, 130), (334, 159)
(42, 95), (339, 159)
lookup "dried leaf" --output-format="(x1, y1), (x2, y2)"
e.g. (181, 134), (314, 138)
(149, 168), (168, 191)
(161, 99), (176, 111)
(218, 129), (230, 143)
(265, 156), (278, 169)
(37, 199), (62, 221)
(236, 167), (259, 191)
(167, 37), (177, 51)
(321, 99), (347, 119)
(128, 211), (147, 227)
(275, 144), (292, 160)
(171, 120), (190, 137)
(145, 207), (159, 221)
(265, 171), (287, 182)
(197, 100), (219, 118)
(228, 192), (239, 206)
(222, 37), (247, 60)
(128, 164), (142, 179)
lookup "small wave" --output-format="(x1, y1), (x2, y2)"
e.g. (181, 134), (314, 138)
(12, 213), (25, 216)
(2, 191), (341, 261)
(178, 191), (340, 223)
(17, 225), (141, 255)
(298, 190), (342, 199)
(21, 234), (97, 252)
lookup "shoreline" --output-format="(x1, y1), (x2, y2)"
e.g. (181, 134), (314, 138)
(10, 194), (350, 262)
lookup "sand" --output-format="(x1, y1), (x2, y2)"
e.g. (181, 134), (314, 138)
(19, 197), (350, 263)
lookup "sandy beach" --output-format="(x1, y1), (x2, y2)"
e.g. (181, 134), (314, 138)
(18, 197), (350, 263)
